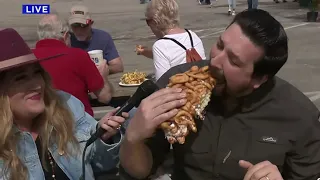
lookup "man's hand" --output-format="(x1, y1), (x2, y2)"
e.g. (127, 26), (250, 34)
(125, 88), (187, 144)
(97, 59), (109, 77)
(239, 160), (283, 180)
(99, 107), (129, 141)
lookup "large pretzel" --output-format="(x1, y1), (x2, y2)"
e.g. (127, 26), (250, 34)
(160, 65), (216, 144)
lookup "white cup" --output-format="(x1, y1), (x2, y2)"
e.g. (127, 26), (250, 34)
(88, 50), (104, 66)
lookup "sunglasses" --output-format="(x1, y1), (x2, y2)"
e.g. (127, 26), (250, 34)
(71, 23), (89, 28)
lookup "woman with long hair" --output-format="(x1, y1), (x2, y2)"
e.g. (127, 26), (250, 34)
(0, 28), (127, 180)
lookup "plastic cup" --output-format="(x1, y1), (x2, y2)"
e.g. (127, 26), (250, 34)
(88, 50), (103, 65)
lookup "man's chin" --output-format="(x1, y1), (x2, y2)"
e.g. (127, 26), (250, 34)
(75, 36), (87, 42)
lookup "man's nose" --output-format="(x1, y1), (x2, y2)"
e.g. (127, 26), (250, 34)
(210, 56), (222, 70)
(209, 64), (225, 85)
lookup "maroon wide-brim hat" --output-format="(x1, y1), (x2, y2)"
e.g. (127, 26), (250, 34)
(0, 28), (64, 72)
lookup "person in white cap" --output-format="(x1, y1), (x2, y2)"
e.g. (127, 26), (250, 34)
(69, 4), (124, 75)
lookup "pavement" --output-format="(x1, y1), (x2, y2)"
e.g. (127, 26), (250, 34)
(1, 0), (320, 111)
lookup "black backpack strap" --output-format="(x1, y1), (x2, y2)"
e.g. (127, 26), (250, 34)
(185, 29), (194, 48)
(159, 37), (187, 50)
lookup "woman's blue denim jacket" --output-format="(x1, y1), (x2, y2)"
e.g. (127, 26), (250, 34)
(0, 91), (124, 180)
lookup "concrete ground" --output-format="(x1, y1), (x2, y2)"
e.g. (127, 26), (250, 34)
(1, 0), (320, 109)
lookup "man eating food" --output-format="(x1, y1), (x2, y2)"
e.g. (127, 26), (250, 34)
(119, 9), (320, 180)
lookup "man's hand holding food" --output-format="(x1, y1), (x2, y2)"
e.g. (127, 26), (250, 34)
(125, 88), (187, 144)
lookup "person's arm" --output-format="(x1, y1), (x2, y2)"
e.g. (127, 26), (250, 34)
(59, 91), (122, 173)
(283, 111), (320, 179)
(78, 50), (112, 103)
(119, 130), (170, 179)
(93, 79), (113, 104)
(108, 57), (124, 74)
(153, 42), (171, 80)
(141, 49), (153, 59)
(119, 87), (185, 179)
(88, 111), (123, 172)
(93, 61), (113, 103)
(103, 33), (124, 74)
(136, 45), (153, 59)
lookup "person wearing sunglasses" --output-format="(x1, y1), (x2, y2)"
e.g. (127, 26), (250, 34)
(137, 0), (206, 80)
(68, 5), (124, 75)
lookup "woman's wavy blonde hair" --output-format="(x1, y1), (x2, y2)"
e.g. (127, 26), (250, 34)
(0, 64), (79, 180)
(145, 0), (180, 33)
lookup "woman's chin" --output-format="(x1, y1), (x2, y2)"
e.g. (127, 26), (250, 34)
(28, 104), (45, 116)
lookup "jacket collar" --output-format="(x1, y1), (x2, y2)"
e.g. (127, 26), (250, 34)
(209, 77), (275, 115)
(12, 124), (54, 135)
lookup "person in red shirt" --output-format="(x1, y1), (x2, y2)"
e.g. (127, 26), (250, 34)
(33, 13), (112, 116)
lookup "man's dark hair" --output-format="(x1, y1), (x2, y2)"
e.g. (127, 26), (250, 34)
(229, 9), (288, 78)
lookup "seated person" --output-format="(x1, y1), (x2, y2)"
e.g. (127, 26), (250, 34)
(119, 10), (320, 180)
(0, 28), (127, 180)
(68, 4), (124, 75)
(136, 0), (206, 80)
(33, 14), (112, 116)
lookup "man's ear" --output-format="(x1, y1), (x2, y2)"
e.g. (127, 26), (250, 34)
(252, 75), (268, 89)
(89, 20), (94, 26)
(63, 32), (71, 46)
(63, 32), (69, 41)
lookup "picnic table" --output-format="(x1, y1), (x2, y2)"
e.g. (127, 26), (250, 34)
(92, 71), (154, 119)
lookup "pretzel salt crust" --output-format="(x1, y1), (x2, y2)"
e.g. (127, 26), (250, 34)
(160, 65), (216, 144)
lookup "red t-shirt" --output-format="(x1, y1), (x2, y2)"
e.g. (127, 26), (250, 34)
(33, 39), (104, 116)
